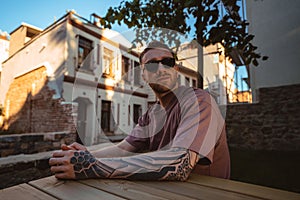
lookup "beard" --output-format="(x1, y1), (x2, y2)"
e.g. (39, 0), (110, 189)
(149, 82), (176, 94)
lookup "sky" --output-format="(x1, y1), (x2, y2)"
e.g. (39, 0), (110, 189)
(0, 0), (126, 34)
(0, 0), (248, 91)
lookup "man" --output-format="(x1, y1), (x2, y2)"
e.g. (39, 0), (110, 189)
(49, 41), (230, 180)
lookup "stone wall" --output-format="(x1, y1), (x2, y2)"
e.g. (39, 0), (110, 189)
(226, 84), (300, 151)
(0, 143), (111, 189)
(0, 132), (76, 157)
(0, 151), (52, 189)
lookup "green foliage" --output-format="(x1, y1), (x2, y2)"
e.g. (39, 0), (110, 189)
(101, 0), (267, 67)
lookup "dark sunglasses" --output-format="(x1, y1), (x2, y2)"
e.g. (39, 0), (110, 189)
(144, 57), (175, 73)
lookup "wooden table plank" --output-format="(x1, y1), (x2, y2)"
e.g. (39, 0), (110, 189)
(29, 176), (125, 200)
(80, 179), (196, 200)
(188, 174), (300, 200)
(9, 173), (297, 200)
(138, 180), (262, 200)
(0, 183), (57, 200)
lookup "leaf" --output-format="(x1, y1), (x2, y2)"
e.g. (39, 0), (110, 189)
(252, 59), (258, 66)
(244, 34), (255, 43)
(262, 56), (269, 60)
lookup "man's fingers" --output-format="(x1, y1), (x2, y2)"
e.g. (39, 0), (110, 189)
(50, 165), (65, 173)
(49, 157), (66, 166)
(50, 164), (71, 172)
(51, 165), (76, 179)
(69, 142), (87, 151)
(54, 171), (75, 179)
(51, 165), (75, 179)
(61, 144), (74, 151)
(49, 149), (78, 180)
(52, 150), (72, 158)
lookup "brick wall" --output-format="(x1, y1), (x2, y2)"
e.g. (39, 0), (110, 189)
(226, 84), (300, 151)
(1, 66), (77, 133)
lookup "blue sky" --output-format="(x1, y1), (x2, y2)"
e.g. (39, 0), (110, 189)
(0, 0), (248, 91)
(0, 0), (125, 33)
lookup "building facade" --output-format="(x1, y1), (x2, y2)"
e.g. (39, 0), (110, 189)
(203, 44), (236, 105)
(0, 12), (148, 145)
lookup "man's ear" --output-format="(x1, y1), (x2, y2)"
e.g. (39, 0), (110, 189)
(174, 65), (179, 71)
(174, 65), (179, 77)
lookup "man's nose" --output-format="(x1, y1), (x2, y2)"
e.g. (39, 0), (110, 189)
(156, 62), (166, 73)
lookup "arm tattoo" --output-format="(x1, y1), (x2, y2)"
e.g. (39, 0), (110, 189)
(70, 148), (200, 181)
(70, 151), (115, 179)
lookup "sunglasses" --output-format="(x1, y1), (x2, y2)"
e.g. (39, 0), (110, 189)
(144, 57), (175, 73)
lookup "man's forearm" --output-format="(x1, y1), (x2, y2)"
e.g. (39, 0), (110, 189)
(91, 140), (136, 158)
(72, 148), (199, 181)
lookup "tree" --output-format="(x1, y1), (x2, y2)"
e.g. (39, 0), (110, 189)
(100, 0), (267, 88)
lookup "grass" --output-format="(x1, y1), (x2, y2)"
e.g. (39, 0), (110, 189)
(229, 148), (300, 193)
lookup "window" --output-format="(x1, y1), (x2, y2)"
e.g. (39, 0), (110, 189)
(185, 76), (190, 86)
(78, 36), (93, 70)
(122, 56), (130, 83)
(192, 79), (197, 87)
(133, 61), (142, 86)
(101, 100), (112, 133)
(103, 47), (115, 78)
(133, 104), (142, 127)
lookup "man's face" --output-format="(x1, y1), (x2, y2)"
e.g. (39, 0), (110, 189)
(141, 48), (178, 95)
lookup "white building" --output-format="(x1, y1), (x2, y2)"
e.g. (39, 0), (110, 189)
(203, 44), (236, 105)
(0, 12), (147, 145)
(174, 42), (236, 106)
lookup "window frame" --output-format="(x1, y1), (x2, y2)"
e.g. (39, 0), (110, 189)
(77, 36), (93, 71)
(102, 47), (115, 78)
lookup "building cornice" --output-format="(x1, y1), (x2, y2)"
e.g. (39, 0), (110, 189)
(67, 16), (139, 57)
(64, 75), (148, 98)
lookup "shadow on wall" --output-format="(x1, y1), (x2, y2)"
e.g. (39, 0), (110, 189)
(1, 66), (76, 135)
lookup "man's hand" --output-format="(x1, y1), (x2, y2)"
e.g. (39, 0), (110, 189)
(49, 150), (77, 179)
(50, 149), (114, 180)
(49, 142), (88, 179)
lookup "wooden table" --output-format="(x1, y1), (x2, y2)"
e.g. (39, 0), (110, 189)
(1, 174), (299, 200)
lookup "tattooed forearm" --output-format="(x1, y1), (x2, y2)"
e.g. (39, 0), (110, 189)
(125, 149), (199, 181)
(70, 151), (115, 179)
(163, 150), (198, 181)
(70, 148), (199, 181)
